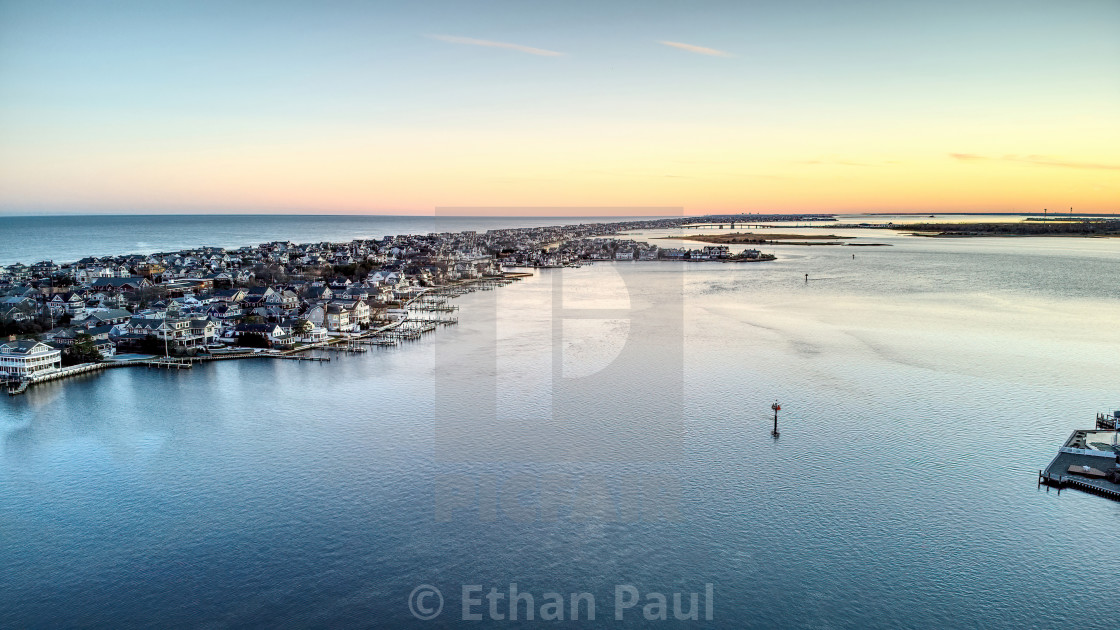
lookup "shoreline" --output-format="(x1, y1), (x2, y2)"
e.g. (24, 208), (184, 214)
(1, 215), (792, 397)
(6, 274), (519, 396)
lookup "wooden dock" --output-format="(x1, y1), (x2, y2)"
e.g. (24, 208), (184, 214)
(146, 358), (194, 369)
(7, 362), (109, 396)
(1039, 439), (1120, 502)
(1039, 469), (1120, 500)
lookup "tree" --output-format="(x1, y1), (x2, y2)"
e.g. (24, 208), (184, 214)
(237, 332), (271, 348)
(139, 334), (164, 355)
(62, 334), (103, 366)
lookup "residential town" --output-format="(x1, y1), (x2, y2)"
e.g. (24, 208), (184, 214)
(1, 215), (783, 389)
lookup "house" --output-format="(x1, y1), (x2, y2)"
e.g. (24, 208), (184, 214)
(332, 299), (370, 327)
(82, 308), (133, 328)
(121, 315), (217, 348)
(302, 304), (326, 327)
(30, 261), (59, 278)
(90, 292), (128, 309)
(90, 277), (153, 293)
(230, 322), (289, 346)
(283, 318), (328, 343)
(241, 286), (276, 309)
(273, 290), (299, 313)
(49, 292), (87, 316)
(74, 267), (113, 283)
(701, 246), (730, 259)
(47, 328), (82, 347)
(0, 338), (62, 379)
(85, 325), (117, 356)
(210, 288), (247, 304)
(207, 303), (243, 320)
(305, 285), (333, 301)
(135, 262), (166, 277)
(324, 303), (354, 332)
(6, 264), (31, 282)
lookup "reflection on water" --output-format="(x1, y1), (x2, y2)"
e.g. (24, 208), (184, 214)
(2, 234), (1119, 628)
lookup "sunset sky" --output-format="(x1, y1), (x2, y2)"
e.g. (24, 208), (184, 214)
(0, 0), (1117, 215)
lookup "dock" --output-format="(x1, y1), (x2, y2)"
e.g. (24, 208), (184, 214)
(7, 362), (109, 396)
(146, 358), (194, 369)
(1039, 428), (1120, 501)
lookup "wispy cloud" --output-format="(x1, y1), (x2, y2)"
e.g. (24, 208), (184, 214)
(427, 34), (564, 57)
(658, 41), (733, 57)
(950, 153), (1120, 171)
(796, 158), (899, 167)
(797, 159), (878, 167)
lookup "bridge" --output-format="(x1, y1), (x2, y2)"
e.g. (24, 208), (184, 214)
(681, 223), (781, 230)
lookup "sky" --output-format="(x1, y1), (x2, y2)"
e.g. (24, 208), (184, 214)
(0, 0), (1117, 215)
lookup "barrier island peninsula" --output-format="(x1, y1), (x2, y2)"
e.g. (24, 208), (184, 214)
(1, 214), (796, 394)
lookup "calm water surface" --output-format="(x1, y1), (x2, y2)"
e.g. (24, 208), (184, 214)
(2, 222), (1119, 628)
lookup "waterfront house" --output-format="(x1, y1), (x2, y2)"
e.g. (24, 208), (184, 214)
(122, 315), (217, 349)
(324, 303), (354, 332)
(281, 318), (328, 343)
(230, 322), (289, 346)
(0, 338), (62, 379)
(702, 245), (731, 259)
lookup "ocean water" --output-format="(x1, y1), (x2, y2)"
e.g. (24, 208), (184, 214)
(0, 214), (667, 267)
(2, 220), (1120, 628)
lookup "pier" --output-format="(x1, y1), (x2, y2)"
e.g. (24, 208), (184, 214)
(146, 358), (194, 369)
(1038, 467), (1120, 501)
(1038, 428), (1120, 501)
(7, 362), (109, 396)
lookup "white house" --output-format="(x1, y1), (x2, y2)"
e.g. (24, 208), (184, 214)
(0, 339), (62, 379)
